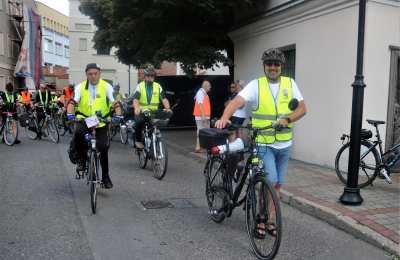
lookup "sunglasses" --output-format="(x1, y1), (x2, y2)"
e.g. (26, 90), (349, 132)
(264, 62), (282, 67)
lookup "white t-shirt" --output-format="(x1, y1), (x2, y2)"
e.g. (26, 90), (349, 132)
(74, 80), (115, 104)
(194, 88), (210, 120)
(239, 78), (304, 149)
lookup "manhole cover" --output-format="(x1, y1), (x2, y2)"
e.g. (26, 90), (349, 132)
(141, 200), (173, 209)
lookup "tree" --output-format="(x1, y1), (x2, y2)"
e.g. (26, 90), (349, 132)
(79, 0), (257, 76)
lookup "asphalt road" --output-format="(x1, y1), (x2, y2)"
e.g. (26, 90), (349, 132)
(0, 132), (392, 260)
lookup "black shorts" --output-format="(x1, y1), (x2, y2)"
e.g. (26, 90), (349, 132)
(230, 116), (245, 126)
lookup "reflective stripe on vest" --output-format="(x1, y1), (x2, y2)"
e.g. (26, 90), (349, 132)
(39, 91), (48, 106)
(76, 79), (110, 128)
(5, 92), (14, 103)
(139, 81), (160, 111)
(252, 76), (294, 144)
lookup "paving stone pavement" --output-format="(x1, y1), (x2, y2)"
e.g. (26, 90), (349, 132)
(164, 129), (400, 256)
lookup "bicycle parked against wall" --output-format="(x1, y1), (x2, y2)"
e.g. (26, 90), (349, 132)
(201, 123), (283, 260)
(335, 119), (400, 188)
(135, 109), (171, 180)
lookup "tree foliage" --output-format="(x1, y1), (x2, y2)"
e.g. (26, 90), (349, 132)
(79, 0), (257, 75)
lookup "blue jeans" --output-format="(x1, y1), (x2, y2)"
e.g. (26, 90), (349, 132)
(256, 145), (291, 185)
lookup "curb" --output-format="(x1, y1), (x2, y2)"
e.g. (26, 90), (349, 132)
(166, 140), (400, 257)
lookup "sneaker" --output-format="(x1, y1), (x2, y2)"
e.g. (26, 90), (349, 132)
(135, 141), (144, 149)
(102, 178), (113, 189)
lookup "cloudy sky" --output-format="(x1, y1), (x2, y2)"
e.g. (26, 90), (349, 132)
(36, 0), (69, 16)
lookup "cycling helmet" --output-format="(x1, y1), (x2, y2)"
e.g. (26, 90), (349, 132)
(143, 65), (156, 76)
(261, 48), (286, 64)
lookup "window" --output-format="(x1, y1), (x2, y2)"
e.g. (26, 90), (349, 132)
(75, 23), (91, 31)
(44, 38), (54, 53)
(64, 45), (70, 57)
(0, 0), (3, 11)
(55, 42), (63, 56)
(0, 33), (4, 55)
(281, 46), (296, 79)
(96, 45), (111, 55)
(79, 38), (87, 51)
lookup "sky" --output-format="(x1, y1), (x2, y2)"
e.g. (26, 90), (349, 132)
(36, 0), (69, 16)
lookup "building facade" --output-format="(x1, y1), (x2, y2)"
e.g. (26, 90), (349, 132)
(68, 0), (137, 96)
(0, 0), (22, 90)
(36, 1), (69, 90)
(230, 0), (399, 168)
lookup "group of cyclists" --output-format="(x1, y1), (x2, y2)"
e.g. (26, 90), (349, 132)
(0, 48), (306, 259)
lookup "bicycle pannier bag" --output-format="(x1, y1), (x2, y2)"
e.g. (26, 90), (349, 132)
(360, 129), (372, 140)
(199, 128), (229, 149)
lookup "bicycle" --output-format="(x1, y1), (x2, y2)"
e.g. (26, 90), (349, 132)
(52, 104), (73, 137)
(135, 109), (171, 180)
(75, 112), (110, 214)
(335, 119), (400, 188)
(201, 123), (283, 260)
(25, 104), (59, 143)
(0, 111), (18, 146)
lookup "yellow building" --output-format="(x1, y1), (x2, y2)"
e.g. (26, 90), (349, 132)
(36, 1), (68, 36)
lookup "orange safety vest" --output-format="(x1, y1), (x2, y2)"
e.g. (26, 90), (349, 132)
(193, 89), (211, 117)
(64, 87), (73, 101)
(21, 91), (31, 105)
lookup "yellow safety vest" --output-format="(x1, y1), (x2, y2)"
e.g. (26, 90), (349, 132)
(76, 79), (110, 128)
(139, 81), (161, 111)
(252, 76), (293, 144)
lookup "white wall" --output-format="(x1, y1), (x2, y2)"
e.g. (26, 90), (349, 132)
(230, 0), (400, 168)
(42, 27), (69, 67)
(68, 0), (137, 95)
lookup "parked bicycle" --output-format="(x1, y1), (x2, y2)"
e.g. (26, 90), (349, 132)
(201, 123), (283, 260)
(135, 109), (171, 180)
(335, 119), (400, 188)
(0, 111), (18, 146)
(75, 112), (110, 214)
(25, 104), (59, 143)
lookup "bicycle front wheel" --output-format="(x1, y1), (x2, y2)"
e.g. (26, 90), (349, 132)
(47, 119), (59, 143)
(120, 125), (128, 144)
(88, 152), (98, 214)
(3, 118), (17, 146)
(335, 140), (380, 188)
(152, 139), (168, 180)
(246, 175), (282, 260)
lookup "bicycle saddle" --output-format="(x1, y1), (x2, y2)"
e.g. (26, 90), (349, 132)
(366, 119), (385, 126)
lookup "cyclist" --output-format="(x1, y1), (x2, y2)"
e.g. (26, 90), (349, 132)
(132, 65), (172, 149)
(67, 63), (122, 189)
(0, 82), (21, 144)
(216, 48), (307, 237)
(32, 83), (53, 137)
(113, 84), (124, 102)
(19, 87), (33, 110)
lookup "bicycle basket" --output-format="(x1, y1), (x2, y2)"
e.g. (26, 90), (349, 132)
(360, 129), (372, 139)
(199, 128), (229, 149)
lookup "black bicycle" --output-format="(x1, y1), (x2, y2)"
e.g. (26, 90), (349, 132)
(25, 104), (59, 143)
(201, 124), (283, 260)
(75, 112), (110, 214)
(135, 109), (171, 180)
(335, 119), (400, 188)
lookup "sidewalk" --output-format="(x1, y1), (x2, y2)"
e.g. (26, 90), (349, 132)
(164, 129), (400, 256)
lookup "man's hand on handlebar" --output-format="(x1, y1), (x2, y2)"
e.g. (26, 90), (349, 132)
(215, 118), (231, 129)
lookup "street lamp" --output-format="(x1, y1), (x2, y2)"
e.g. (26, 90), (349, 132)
(339, 0), (367, 205)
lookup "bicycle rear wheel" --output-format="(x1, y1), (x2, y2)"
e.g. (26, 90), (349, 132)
(152, 139), (168, 180)
(88, 152), (98, 214)
(3, 118), (17, 146)
(246, 174), (282, 260)
(137, 148), (148, 169)
(335, 140), (380, 188)
(47, 119), (59, 143)
(204, 156), (228, 223)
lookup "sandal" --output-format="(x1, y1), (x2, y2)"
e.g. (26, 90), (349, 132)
(266, 222), (277, 237)
(254, 215), (266, 239)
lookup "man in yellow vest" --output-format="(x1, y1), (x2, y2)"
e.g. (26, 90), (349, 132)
(216, 48), (306, 195)
(132, 65), (171, 149)
(67, 63), (121, 189)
